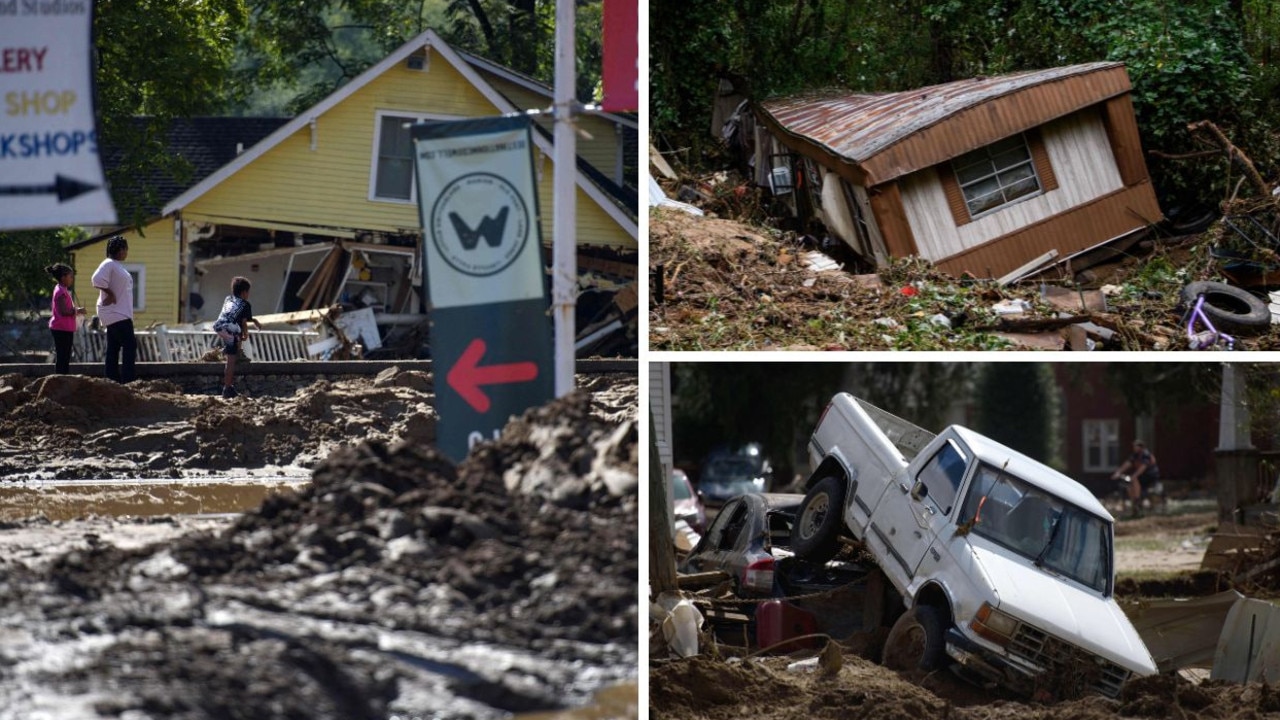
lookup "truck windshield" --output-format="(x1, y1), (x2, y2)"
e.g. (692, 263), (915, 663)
(961, 464), (1112, 594)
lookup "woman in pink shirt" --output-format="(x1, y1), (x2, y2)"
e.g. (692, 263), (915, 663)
(46, 263), (85, 374)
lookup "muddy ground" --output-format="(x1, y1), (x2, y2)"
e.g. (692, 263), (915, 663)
(649, 207), (1280, 351)
(651, 502), (1280, 720)
(0, 369), (638, 719)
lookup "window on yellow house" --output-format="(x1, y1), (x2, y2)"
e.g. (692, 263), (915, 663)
(123, 264), (146, 311)
(370, 110), (463, 203)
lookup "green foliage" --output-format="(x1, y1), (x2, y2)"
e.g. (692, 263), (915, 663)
(672, 362), (846, 482)
(652, 0), (1275, 205)
(95, 0), (251, 225)
(0, 229), (86, 317)
(973, 363), (1059, 466)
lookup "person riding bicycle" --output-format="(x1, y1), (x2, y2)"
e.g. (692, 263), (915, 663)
(1111, 440), (1160, 518)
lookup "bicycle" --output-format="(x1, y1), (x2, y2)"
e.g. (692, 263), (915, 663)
(1179, 280), (1271, 350)
(1110, 474), (1167, 517)
(1184, 292), (1236, 350)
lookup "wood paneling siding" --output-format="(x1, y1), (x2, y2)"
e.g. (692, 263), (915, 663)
(932, 181), (1162, 278)
(862, 67), (1131, 185)
(901, 109), (1127, 267)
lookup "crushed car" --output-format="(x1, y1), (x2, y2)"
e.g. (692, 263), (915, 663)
(793, 393), (1157, 699)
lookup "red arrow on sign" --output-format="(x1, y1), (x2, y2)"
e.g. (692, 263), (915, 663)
(446, 338), (539, 413)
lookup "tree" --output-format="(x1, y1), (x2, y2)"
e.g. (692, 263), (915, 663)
(651, 0), (1273, 207)
(235, 0), (605, 115)
(95, 0), (252, 226)
(0, 229), (84, 319)
(973, 363), (1058, 466)
(672, 362), (845, 486)
(840, 362), (976, 435)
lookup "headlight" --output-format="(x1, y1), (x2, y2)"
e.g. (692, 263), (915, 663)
(970, 602), (1018, 646)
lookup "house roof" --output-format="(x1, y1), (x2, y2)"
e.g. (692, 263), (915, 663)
(758, 62), (1131, 187)
(103, 117), (289, 217)
(161, 29), (637, 237)
(456, 48), (638, 129)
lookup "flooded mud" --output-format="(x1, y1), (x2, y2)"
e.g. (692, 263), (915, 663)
(0, 369), (638, 719)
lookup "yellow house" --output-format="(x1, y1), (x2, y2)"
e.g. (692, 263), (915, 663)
(70, 29), (637, 327)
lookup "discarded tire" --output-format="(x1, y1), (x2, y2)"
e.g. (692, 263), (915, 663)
(1181, 281), (1271, 335)
(882, 604), (948, 671)
(792, 476), (845, 564)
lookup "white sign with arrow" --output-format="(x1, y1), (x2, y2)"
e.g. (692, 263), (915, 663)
(0, 0), (116, 230)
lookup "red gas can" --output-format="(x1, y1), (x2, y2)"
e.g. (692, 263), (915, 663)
(755, 600), (818, 652)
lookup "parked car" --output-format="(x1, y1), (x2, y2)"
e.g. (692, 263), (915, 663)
(681, 493), (803, 597)
(795, 393), (1156, 699)
(671, 468), (707, 534)
(697, 443), (773, 506)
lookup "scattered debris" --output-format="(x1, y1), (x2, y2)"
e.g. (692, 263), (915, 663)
(649, 208), (1280, 351)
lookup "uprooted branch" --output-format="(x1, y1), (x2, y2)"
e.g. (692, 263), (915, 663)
(1185, 120), (1275, 203)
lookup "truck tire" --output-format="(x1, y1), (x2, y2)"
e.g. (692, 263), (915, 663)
(882, 605), (947, 672)
(793, 476), (845, 564)
(1181, 281), (1271, 335)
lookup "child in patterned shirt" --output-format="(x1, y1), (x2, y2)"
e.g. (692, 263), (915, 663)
(212, 276), (263, 398)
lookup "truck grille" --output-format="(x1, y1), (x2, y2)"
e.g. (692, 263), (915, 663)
(1008, 624), (1130, 698)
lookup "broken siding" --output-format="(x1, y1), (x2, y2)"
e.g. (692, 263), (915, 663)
(934, 182), (1161, 277)
(901, 110), (1123, 263)
(184, 59), (496, 234)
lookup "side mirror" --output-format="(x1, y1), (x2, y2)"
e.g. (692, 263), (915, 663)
(910, 480), (929, 501)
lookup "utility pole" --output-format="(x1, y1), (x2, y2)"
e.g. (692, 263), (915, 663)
(1216, 363), (1259, 523)
(552, 0), (577, 397)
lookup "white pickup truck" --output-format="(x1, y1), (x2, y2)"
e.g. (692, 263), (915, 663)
(796, 393), (1156, 699)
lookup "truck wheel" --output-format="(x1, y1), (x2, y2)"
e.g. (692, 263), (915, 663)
(1181, 281), (1271, 335)
(793, 476), (845, 564)
(882, 605), (947, 672)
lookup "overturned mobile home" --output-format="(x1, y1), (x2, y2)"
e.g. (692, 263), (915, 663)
(740, 62), (1163, 279)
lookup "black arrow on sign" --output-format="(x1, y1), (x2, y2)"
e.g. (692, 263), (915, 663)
(0, 175), (101, 202)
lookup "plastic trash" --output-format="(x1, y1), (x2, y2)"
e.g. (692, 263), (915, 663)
(992, 299), (1032, 315)
(662, 599), (704, 657)
(928, 313), (951, 328)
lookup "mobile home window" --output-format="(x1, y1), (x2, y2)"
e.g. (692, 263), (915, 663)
(1083, 419), (1120, 473)
(952, 134), (1041, 217)
(373, 114), (416, 201)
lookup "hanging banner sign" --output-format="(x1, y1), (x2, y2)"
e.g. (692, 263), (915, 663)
(601, 0), (639, 112)
(0, 0), (117, 230)
(412, 115), (553, 462)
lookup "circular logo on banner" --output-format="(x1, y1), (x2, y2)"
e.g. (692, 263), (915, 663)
(430, 172), (530, 277)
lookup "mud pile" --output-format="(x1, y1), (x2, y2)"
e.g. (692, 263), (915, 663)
(0, 375), (638, 719)
(651, 653), (1280, 720)
(0, 371), (450, 479)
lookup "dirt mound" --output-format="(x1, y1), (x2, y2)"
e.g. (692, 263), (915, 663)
(651, 653), (1280, 720)
(0, 372), (637, 718)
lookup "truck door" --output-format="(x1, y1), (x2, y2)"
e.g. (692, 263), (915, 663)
(867, 438), (968, 581)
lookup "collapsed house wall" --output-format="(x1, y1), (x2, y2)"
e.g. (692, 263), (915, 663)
(748, 62), (1164, 279)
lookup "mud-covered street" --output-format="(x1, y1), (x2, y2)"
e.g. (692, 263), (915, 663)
(0, 369), (638, 719)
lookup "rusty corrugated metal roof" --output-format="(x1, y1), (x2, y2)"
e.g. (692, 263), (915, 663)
(759, 62), (1127, 184)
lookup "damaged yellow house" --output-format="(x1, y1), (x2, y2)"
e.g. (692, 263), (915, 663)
(70, 29), (638, 329)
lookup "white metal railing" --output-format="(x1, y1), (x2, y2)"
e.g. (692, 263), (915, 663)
(75, 326), (321, 363)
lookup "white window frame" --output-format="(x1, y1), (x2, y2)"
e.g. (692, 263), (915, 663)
(368, 109), (463, 205)
(123, 263), (146, 312)
(1082, 419), (1120, 473)
(952, 133), (1042, 219)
